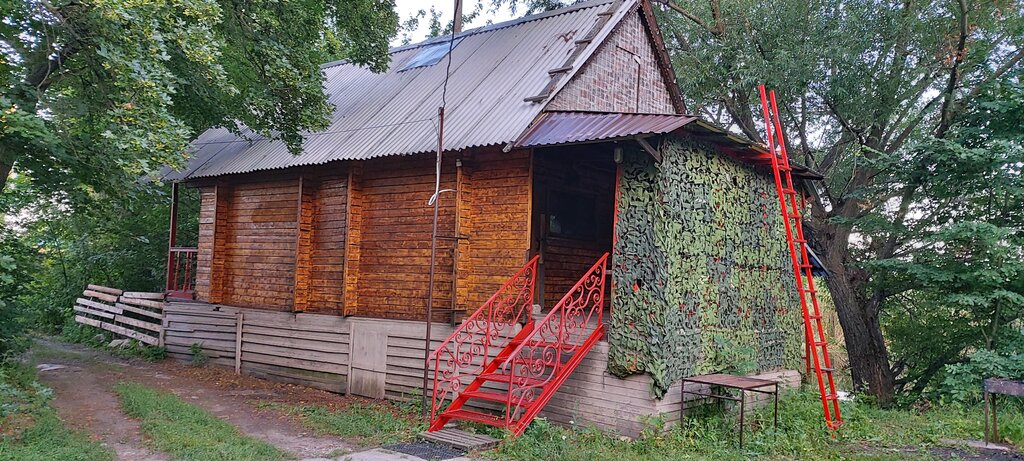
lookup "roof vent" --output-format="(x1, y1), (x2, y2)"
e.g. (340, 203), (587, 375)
(398, 38), (464, 71)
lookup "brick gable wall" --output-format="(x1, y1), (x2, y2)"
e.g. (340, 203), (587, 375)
(547, 10), (676, 114)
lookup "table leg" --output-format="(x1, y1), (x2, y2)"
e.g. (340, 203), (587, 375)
(739, 390), (746, 449)
(993, 393), (998, 443)
(774, 383), (779, 432)
(681, 380), (686, 422)
(984, 391), (990, 445)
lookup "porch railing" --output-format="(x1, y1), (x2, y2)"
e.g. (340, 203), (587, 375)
(166, 247), (198, 299)
(429, 255), (539, 427)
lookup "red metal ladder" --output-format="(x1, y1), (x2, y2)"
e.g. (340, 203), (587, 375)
(758, 85), (843, 430)
(428, 253), (609, 436)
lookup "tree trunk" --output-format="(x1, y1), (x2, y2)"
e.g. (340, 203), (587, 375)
(819, 225), (896, 405)
(0, 151), (13, 191)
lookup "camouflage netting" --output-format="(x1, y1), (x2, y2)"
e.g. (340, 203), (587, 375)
(609, 137), (803, 397)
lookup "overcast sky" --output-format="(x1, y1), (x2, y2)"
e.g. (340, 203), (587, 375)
(393, 0), (519, 45)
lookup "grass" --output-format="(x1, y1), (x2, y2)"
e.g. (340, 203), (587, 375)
(488, 390), (1023, 461)
(257, 400), (423, 446)
(0, 363), (113, 461)
(114, 382), (286, 461)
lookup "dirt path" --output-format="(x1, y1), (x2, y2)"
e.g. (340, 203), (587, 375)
(30, 338), (355, 460)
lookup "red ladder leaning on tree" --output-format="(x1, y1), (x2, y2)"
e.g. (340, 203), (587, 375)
(759, 85), (843, 430)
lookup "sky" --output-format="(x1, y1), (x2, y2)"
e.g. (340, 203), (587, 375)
(393, 0), (519, 45)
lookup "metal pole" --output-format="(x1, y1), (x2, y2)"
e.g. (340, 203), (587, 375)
(422, 106), (445, 419)
(166, 182), (180, 292)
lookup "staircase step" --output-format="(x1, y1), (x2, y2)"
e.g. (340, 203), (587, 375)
(441, 409), (507, 428)
(479, 372), (546, 387)
(420, 428), (500, 451)
(462, 390), (535, 406)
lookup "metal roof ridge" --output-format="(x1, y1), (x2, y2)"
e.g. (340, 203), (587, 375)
(320, 0), (615, 70)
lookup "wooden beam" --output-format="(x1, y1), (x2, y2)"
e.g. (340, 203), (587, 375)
(209, 182), (231, 304)
(342, 165), (363, 316)
(293, 175), (317, 312)
(635, 136), (662, 163)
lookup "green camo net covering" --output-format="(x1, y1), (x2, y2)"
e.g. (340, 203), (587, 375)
(609, 137), (803, 397)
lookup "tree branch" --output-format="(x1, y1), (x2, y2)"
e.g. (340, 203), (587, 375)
(658, 0), (725, 36)
(934, 0), (970, 139)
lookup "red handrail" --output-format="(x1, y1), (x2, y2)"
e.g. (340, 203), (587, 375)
(166, 247), (198, 298)
(500, 252), (608, 431)
(428, 255), (539, 426)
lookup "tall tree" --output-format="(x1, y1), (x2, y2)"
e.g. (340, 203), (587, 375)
(654, 0), (1024, 403)
(1, 0), (399, 196)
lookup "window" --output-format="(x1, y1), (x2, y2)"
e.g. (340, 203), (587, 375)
(548, 192), (598, 241)
(398, 38), (463, 71)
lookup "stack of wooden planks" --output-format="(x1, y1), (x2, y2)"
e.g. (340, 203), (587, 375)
(73, 285), (165, 346)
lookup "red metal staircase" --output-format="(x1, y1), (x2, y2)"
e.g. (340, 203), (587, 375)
(428, 253), (609, 436)
(759, 85), (843, 429)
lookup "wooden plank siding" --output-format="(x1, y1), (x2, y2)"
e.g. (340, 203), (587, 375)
(163, 302), (800, 438)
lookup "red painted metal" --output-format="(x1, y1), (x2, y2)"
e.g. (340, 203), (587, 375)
(501, 252), (609, 435)
(427, 253), (609, 436)
(166, 247), (198, 299)
(758, 85), (842, 430)
(428, 255), (539, 430)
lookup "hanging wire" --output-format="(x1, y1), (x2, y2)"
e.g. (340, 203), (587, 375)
(422, 0), (462, 419)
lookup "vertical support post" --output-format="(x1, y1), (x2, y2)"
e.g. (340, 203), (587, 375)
(422, 106), (445, 419)
(166, 182), (180, 292)
(234, 312), (244, 375)
(984, 390), (990, 444)
(739, 390), (746, 449)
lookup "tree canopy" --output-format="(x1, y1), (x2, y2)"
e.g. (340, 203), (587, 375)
(1, 0), (399, 199)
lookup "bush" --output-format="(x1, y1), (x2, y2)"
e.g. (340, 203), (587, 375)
(940, 349), (1024, 404)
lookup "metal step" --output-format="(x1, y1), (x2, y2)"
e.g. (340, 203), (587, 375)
(440, 409), (506, 427)
(479, 372), (545, 387)
(462, 389), (535, 407)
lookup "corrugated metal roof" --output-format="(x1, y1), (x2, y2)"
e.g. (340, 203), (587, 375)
(514, 111), (697, 147)
(170, 0), (630, 180)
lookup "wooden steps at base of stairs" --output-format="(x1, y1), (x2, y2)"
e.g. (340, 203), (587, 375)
(419, 427), (500, 451)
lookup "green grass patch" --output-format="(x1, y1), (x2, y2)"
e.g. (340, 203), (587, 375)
(490, 391), (1023, 461)
(258, 400), (422, 446)
(0, 363), (113, 461)
(115, 382), (286, 461)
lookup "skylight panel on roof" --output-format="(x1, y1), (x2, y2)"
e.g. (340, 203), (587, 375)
(398, 38), (463, 71)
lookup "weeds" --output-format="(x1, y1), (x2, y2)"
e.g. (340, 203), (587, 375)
(0, 362), (113, 461)
(491, 390), (1022, 461)
(258, 400), (422, 446)
(115, 382), (285, 461)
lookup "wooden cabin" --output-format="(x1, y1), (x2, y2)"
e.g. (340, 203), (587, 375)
(163, 0), (817, 437)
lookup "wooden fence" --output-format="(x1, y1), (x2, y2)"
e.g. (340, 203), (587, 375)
(73, 285), (165, 346)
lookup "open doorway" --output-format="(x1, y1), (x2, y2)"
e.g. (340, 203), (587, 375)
(530, 145), (617, 314)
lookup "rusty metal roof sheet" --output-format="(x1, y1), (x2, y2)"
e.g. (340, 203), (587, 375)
(513, 111), (697, 147)
(171, 0), (630, 180)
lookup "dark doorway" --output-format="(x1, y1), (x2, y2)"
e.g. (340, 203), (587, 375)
(530, 145), (617, 312)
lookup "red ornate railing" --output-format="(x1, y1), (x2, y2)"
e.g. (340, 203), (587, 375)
(166, 247), (198, 299)
(501, 252), (609, 434)
(429, 255), (539, 427)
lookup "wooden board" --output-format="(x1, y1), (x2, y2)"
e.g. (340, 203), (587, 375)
(348, 326), (387, 399)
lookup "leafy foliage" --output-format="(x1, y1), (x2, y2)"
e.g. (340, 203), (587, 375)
(876, 77), (1024, 399)
(1, 0), (399, 198)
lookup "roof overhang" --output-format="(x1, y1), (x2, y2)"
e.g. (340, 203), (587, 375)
(512, 111), (824, 181)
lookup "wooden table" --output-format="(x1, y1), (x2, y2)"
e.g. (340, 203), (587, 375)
(680, 373), (779, 448)
(984, 378), (1024, 444)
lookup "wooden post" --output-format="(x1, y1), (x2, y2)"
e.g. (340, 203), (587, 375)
(293, 175), (317, 312)
(235, 312), (244, 374)
(165, 182), (180, 292)
(342, 166), (362, 316)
